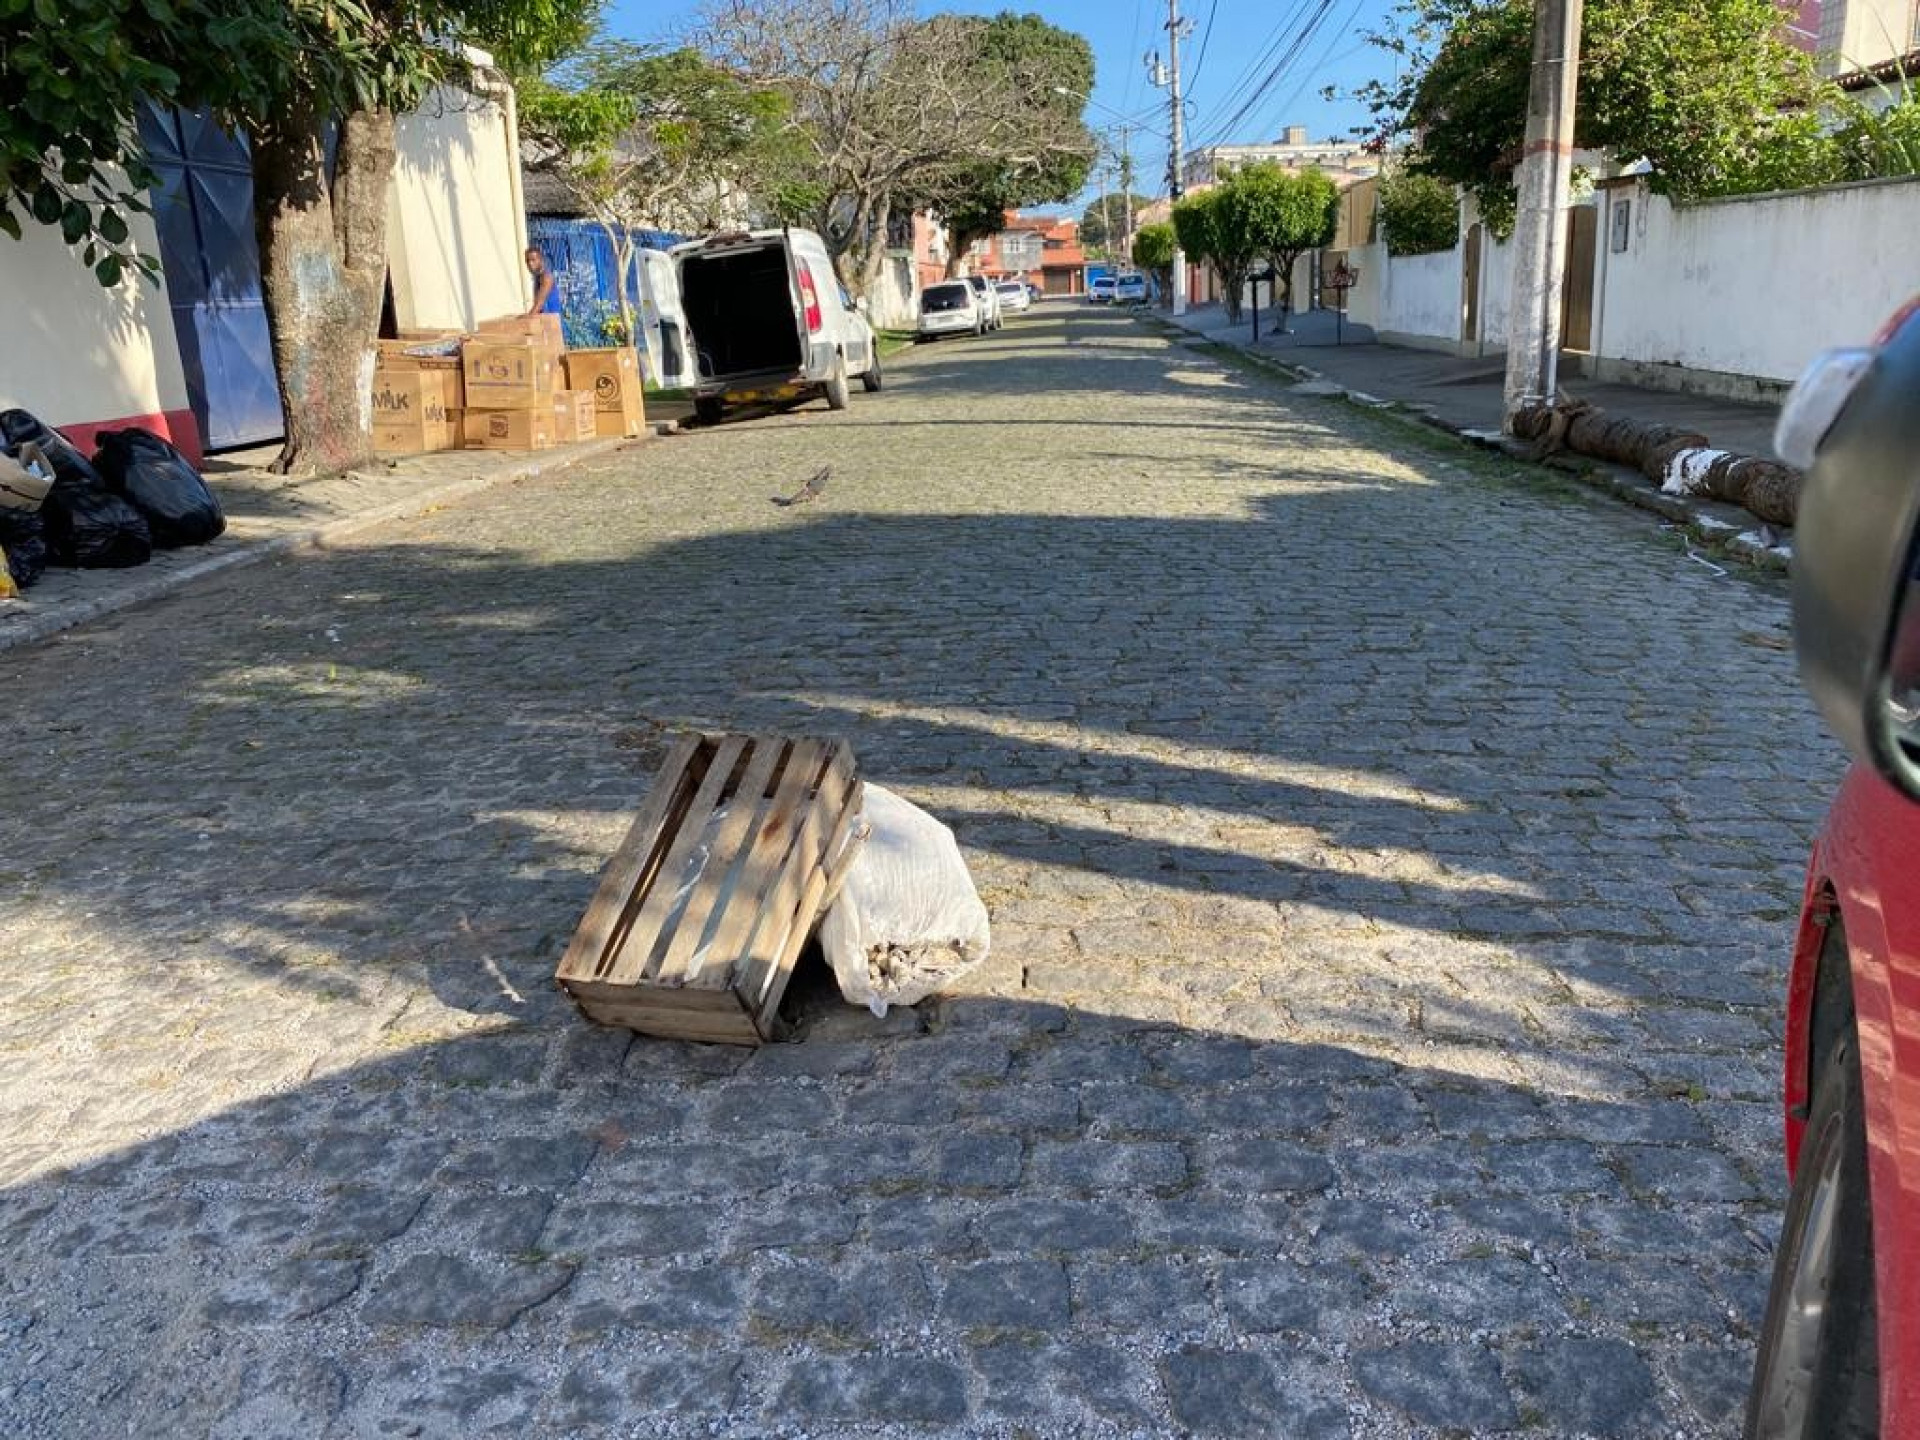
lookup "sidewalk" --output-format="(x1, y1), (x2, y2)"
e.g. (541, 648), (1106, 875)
(0, 436), (633, 652)
(1161, 303), (1793, 569)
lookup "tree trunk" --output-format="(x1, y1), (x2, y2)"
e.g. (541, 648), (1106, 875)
(253, 103), (397, 475)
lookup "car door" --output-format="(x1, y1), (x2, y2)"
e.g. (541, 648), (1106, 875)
(642, 247), (699, 390)
(835, 281), (872, 372)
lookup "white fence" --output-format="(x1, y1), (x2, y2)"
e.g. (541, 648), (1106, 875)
(1349, 174), (1920, 398)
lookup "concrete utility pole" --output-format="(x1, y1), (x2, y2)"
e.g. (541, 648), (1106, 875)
(1118, 123), (1136, 263)
(1502, 0), (1584, 430)
(1149, 0), (1193, 315)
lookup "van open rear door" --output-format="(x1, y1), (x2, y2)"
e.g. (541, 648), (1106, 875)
(638, 248), (698, 390)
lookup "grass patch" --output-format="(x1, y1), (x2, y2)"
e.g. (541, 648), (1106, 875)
(876, 328), (917, 359)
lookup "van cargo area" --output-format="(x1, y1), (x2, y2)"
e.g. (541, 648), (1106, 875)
(680, 245), (801, 381)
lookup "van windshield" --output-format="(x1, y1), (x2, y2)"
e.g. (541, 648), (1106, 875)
(923, 284), (972, 312)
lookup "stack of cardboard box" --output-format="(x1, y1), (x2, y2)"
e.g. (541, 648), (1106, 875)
(370, 313), (631, 457)
(372, 334), (464, 456)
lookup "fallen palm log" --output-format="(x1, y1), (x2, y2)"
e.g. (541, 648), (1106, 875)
(1512, 400), (1801, 527)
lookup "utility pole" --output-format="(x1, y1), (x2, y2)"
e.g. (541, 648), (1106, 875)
(1148, 0), (1193, 314)
(1502, 0), (1583, 430)
(1118, 123), (1135, 264)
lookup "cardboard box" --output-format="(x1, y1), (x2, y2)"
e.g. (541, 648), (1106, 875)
(550, 390), (598, 444)
(477, 313), (563, 350)
(463, 407), (555, 451)
(375, 338), (466, 407)
(462, 339), (556, 409)
(372, 370), (460, 455)
(563, 347), (646, 438)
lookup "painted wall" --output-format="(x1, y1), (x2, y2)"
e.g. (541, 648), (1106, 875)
(1593, 175), (1920, 384)
(0, 208), (198, 458)
(388, 81), (529, 332)
(1374, 245), (1464, 343)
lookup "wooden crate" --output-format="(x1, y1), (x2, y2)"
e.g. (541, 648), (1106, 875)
(555, 734), (864, 1045)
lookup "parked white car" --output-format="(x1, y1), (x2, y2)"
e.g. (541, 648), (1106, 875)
(668, 227), (880, 425)
(1114, 273), (1148, 305)
(917, 280), (984, 340)
(995, 280), (1032, 314)
(964, 274), (1004, 330)
(1088, 275), (1117, 304)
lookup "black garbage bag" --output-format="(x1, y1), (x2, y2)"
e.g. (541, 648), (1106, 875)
(0, 409), (152, 568)
(0, 408), (107, 490)
(93, 428), (225, 547)
(0, 509), (47, 588)
(41, 485), (151, 568)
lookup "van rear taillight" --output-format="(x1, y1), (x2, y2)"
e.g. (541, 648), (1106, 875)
(799, 269), (823, 333)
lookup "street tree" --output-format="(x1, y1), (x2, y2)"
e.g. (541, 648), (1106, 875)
(1376, 168), (1459, 255)
(906, 13), (1095, 268)
(1130, 221), (1176, 300)
(703, 0), (1096, 290)
(1171, 187), (1255, 323)
(520, 43), (792, 344)
(1081, 192), (1152, 254)
(1345, 0), (1831, 229)
(2, 0), (598, 474)
(1231, 163), (1339, 321)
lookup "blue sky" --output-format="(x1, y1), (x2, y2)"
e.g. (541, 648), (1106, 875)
(601, 0), (1402, 214)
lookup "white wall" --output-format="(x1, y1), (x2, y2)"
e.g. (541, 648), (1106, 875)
(0, 208), (194, 445)
(1375, 246), (1463, 342)
(388, 81), (529, 331)
(1594, 175), (1920, 384)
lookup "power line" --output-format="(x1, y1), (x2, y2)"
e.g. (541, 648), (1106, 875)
(1191, 0), (1318, 148)
(1199, 0), (1341, 148)
(1247, 0), (1368, 140)
(1186, 0), (1221, 95)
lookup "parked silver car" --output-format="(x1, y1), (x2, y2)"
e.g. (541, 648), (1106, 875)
(917, 280), (985, 340)
(964, 274), (1004, 330)
(995, 280), (1032, 314)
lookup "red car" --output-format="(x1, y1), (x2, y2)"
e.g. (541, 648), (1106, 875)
(1747, 299), (1920, 1439)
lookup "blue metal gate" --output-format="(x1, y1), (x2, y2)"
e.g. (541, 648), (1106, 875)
(138, 104), (284, 450)
(526, 217), (679, 354)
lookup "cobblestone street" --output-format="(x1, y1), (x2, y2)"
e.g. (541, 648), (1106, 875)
(0, 306), (1842, 1437)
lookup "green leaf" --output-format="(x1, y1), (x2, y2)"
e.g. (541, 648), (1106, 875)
(60, 200), (90, 245)
(30, 183), (62, 225)
(94, 253), (122, 287)
(98, 207), (129, 245)
(0, 209), (20, 242)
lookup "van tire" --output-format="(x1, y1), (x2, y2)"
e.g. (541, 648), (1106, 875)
(861, 351), (883, 392)
(694, 396), (724, 426)
(824, 355), (851, 411)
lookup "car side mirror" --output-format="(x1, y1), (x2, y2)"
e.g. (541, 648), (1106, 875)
(854, 296), (868, 314)
(1790, 305), (1920, 800)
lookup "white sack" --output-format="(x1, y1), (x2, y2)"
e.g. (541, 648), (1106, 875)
(820, 785), (991, 1016)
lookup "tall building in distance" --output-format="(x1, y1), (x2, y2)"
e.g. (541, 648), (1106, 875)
(1180, 126), (1380, 193)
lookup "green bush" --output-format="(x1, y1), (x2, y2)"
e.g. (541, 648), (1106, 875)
(1377, 170), (1460, 255)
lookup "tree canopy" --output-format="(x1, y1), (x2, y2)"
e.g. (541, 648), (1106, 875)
(1081, 192), (1152, 252)
(1347, 0), (1833, 227)
(1376, 169), (1459, 255)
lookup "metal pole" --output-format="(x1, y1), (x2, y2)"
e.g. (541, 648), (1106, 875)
(1120, 123), (1135, 263)
(1166, 0), (1189, 316)
(1502, 0), (1583, 430)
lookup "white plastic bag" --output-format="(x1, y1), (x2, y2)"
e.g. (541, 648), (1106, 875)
(819, 785), (991, 1016)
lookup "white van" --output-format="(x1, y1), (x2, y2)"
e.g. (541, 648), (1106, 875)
(666, 228), (881, 425)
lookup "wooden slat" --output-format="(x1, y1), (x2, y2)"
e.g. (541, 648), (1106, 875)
(601, 734), (750, 985)
(684, 739), (827, 990)
(650, 737), (787, 986)
(747, 774), (867, 1025)
(554, 733), (704, 983)
(735, 747), (859, 1013)
(561, 978), (749, 1014)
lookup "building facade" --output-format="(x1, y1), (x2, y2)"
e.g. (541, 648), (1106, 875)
(969, 212), (1087, 295)
(1182, 126), (1380, 192)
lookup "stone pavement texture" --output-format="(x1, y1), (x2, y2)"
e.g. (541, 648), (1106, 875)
(0, 437), (627, 653)
(0, 304), (1840, 1438)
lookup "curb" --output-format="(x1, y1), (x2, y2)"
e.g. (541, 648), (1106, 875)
(0, 436), (631, 655)
(1171, 323), (1793, 577)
